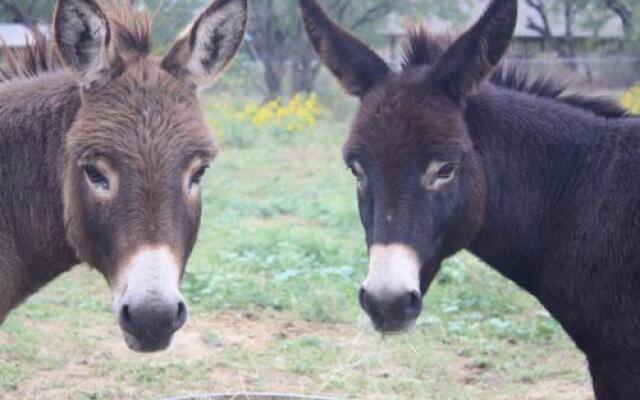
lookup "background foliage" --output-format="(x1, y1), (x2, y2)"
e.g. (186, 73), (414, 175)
(3, 0), (637, 102)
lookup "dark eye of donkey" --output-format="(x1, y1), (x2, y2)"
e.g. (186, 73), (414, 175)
(437, 162), (459, 179)
(84, 166), (109, 190)
(190, 166), (209, 187)
(347, 161), (363, 179)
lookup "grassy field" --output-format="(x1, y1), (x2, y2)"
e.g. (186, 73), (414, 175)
(0, 100), (593, 399)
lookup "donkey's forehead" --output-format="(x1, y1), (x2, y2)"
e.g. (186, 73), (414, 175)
(79, 62), (206, 129)
(359, 68), (461, 119)
(88, 60), (195, 102)
(69, 125), (216, 167)
(346, 79), (469, 159)
(70, 63), (216, 162)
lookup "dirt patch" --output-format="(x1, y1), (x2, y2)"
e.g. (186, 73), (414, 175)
(2, 311), (593, 400)
(2, 311), (357, 399)
(521, 377), (593, 400)
(8, 361), (118, 400)
(191, 311), (356, 352)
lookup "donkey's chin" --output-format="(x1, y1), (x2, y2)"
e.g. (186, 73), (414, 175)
(371, 317), (417, 335)
(122, 330), (173, 353)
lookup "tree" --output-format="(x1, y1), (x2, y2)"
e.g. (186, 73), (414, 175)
(246, 0), (292, 100)
(247, 0), (397, 100)
(525, 0), (601, 60)
(525, 0), (640, 58)
(144, 0), (206, 50)
(247, 0), (468, 101)
(601, 0), (640, 52)
(0, 0), (54, 25)
(0, 0), (205, 48)
(603, 0), (633, 38)
(288, 0), (400, 96)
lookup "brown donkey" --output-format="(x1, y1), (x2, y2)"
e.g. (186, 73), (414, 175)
(0, 0), (247, 352)
(301, 0), (640, 398)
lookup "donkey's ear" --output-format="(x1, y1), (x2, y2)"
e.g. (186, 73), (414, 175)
(162, 0), (248, 89)
(299, 0), (390, 98)
(54, 0), (113, 88)
(431, 0), (517, 102)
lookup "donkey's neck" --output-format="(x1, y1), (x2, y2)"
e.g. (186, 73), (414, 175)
(465, 87), (634, 294)
(0, 71), (81, 315)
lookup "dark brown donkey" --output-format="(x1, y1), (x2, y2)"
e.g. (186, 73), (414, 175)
(0, 0), (247, 352)
(301, 0), (640, 397)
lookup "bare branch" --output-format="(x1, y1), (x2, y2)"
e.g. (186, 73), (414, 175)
(602, 0), (633, 37)
(350, 3), (393, 31)
(524, 0), (574, 58)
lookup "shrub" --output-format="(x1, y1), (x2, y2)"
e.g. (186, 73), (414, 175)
(621, 85), (640, 114)
(205, 94), (325, 147)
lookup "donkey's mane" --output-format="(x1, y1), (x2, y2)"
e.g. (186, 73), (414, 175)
(402, 27), (630, 119)
(0, 0), (151, 84)
(0, 30), (62, 83)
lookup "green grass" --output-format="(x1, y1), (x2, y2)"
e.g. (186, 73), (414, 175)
(182, 121), (365, 322)
(0, 105), (592, 399)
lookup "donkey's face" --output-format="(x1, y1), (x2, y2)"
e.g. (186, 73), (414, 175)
(56, 0), (247, 352)
(300, 0), (517, 332)
(344, 85), (487, 332)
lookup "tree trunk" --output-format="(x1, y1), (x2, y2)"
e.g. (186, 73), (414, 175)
(264, 60), (284, 101)
(603, 0), (633, 39)
(248, 0), (289, 101)
(563, 0), (578, 70)
(248, 0), (404, 101)
(291, 59), (320, 95)
(525, 0), (578, 69)
(289, 19), (321, 96)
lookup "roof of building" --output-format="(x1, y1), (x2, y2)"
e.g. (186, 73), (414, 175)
(0, 23), (50, 47)
(382, 0), (625, 40)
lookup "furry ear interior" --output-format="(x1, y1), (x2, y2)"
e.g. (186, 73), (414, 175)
(431, 0), (517, 102)
(161, 0), (248, 88)
(299, 0), (390, 98)
(54, 0), (113, 88)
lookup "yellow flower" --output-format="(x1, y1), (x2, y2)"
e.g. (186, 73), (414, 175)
(203, 94), (326, 145)
(622, 86), (640, 115)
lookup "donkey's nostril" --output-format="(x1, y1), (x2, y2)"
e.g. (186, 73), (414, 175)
(359, 287), (422, 332)
(403, 291), (422, 320)
(359, 287), (385, 321)
(119, 304), (136, 332)
(359, 287), (373, 315)
(118, 297), (187, 339)
(121, 304), (131, 322)
(173, 301), (188, 330)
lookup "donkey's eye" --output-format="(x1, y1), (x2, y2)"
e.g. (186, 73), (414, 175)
(84, 166), (109, 190)
(423, 160), (459, 191)
(348, 161), (364, 178)
(348, 161), (366, 190)
(436, 162), (459, 179)
(190, 166), (209, 187)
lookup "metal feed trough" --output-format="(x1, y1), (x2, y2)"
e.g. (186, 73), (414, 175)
(167, 393), (338, 400)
